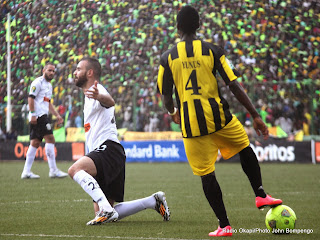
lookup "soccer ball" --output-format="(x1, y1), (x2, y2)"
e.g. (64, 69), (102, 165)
(265, 205), (297, 233)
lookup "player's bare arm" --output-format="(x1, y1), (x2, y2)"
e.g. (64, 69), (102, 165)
(49, 102), (63, 125)
(28, 96), (37, 125)
(85, 80), (115, 107)
(228, 80), (269, 140)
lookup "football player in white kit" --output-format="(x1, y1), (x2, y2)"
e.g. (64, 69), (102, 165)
(68, 57), (170, 225)
(21, 62), (68, 179)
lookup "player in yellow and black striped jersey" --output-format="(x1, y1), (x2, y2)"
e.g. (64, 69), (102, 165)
(158, 37), (238, 138)
(157, 5), (283, 237)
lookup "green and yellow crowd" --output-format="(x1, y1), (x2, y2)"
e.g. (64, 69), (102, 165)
(0, 0), (319, 138)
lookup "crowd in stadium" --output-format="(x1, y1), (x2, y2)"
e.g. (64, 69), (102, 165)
(0, 0), (319, 138)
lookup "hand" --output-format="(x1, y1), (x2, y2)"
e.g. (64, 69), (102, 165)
(171, 111), (181, 124)
(30, 116), (37, 125)
(56, 115), (64, 125)
(253, 117), (269, 140)
(84, 80), (99, 100)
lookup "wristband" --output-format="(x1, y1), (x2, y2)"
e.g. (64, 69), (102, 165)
(168, 107), (178, 116)
(30, 111), (36, 117)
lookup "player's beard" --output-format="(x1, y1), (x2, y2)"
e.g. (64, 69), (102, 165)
(44, 73), (54, 81)
(75, 73), (88, 88)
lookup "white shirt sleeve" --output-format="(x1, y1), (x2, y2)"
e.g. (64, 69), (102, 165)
(29, 79), (41, 97)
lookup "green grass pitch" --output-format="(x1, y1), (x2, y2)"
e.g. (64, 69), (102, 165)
(0, 161), (319, 240)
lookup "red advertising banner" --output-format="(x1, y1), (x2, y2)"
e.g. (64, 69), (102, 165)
(0, 142), (74, 161)
(316, 142), (320, 163)
(71, 142), (85, 161)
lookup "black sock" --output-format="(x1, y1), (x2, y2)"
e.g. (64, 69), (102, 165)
(201, 172), (230, 228)
(239, 147), (266, 198)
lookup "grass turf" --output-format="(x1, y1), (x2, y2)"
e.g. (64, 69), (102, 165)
(0, 161), (319, 240)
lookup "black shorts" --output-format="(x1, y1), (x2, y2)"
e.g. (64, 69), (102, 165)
(87, 140), (126, 202)
(30, 115), (53, 141)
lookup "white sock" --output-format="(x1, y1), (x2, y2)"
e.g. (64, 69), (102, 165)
(23, 145), (37, 173)
(45, 143), (57, 172)
(114, 195), (156, 220)
(73, 170), (113, 212)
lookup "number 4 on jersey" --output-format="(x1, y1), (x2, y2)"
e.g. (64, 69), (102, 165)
(185, 70), (201, 95)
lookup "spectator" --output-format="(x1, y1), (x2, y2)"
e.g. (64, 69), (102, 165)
(122, 106), (133, 130)
(0, 127), (6, 141)
(0, 1), (319, 134)
(74, 112), (82, 128)
(148, 113), (159, 132)
(274, 113), (293, 136)
(5, 128), (17, 141)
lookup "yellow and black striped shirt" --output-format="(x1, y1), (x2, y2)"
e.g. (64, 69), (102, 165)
(157, 39), (240, 138)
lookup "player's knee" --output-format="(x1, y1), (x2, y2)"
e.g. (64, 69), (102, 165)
(68, 165), (77, 179)
(68, 163), (85, 178)
(30, 140), (40, 148)
(239, 146), (258, 162)
(44, 134), (55, 144)
(34, 143), (40, 148)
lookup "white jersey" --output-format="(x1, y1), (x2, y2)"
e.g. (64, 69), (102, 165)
(28, 76), (52, 121)
(83, 83), (120, 152)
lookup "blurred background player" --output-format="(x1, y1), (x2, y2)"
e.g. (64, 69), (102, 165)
(68, 57), (170, 225)
(21, 62), (68, 179)
(157, 5), (282, 237)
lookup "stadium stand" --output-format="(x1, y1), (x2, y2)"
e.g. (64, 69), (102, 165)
(0, 0), (319, 138)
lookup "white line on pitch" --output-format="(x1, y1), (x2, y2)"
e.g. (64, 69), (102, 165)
(0, 199), (90, 205)
(0, 233), (209, 240)
(224, 191), (306, 197)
